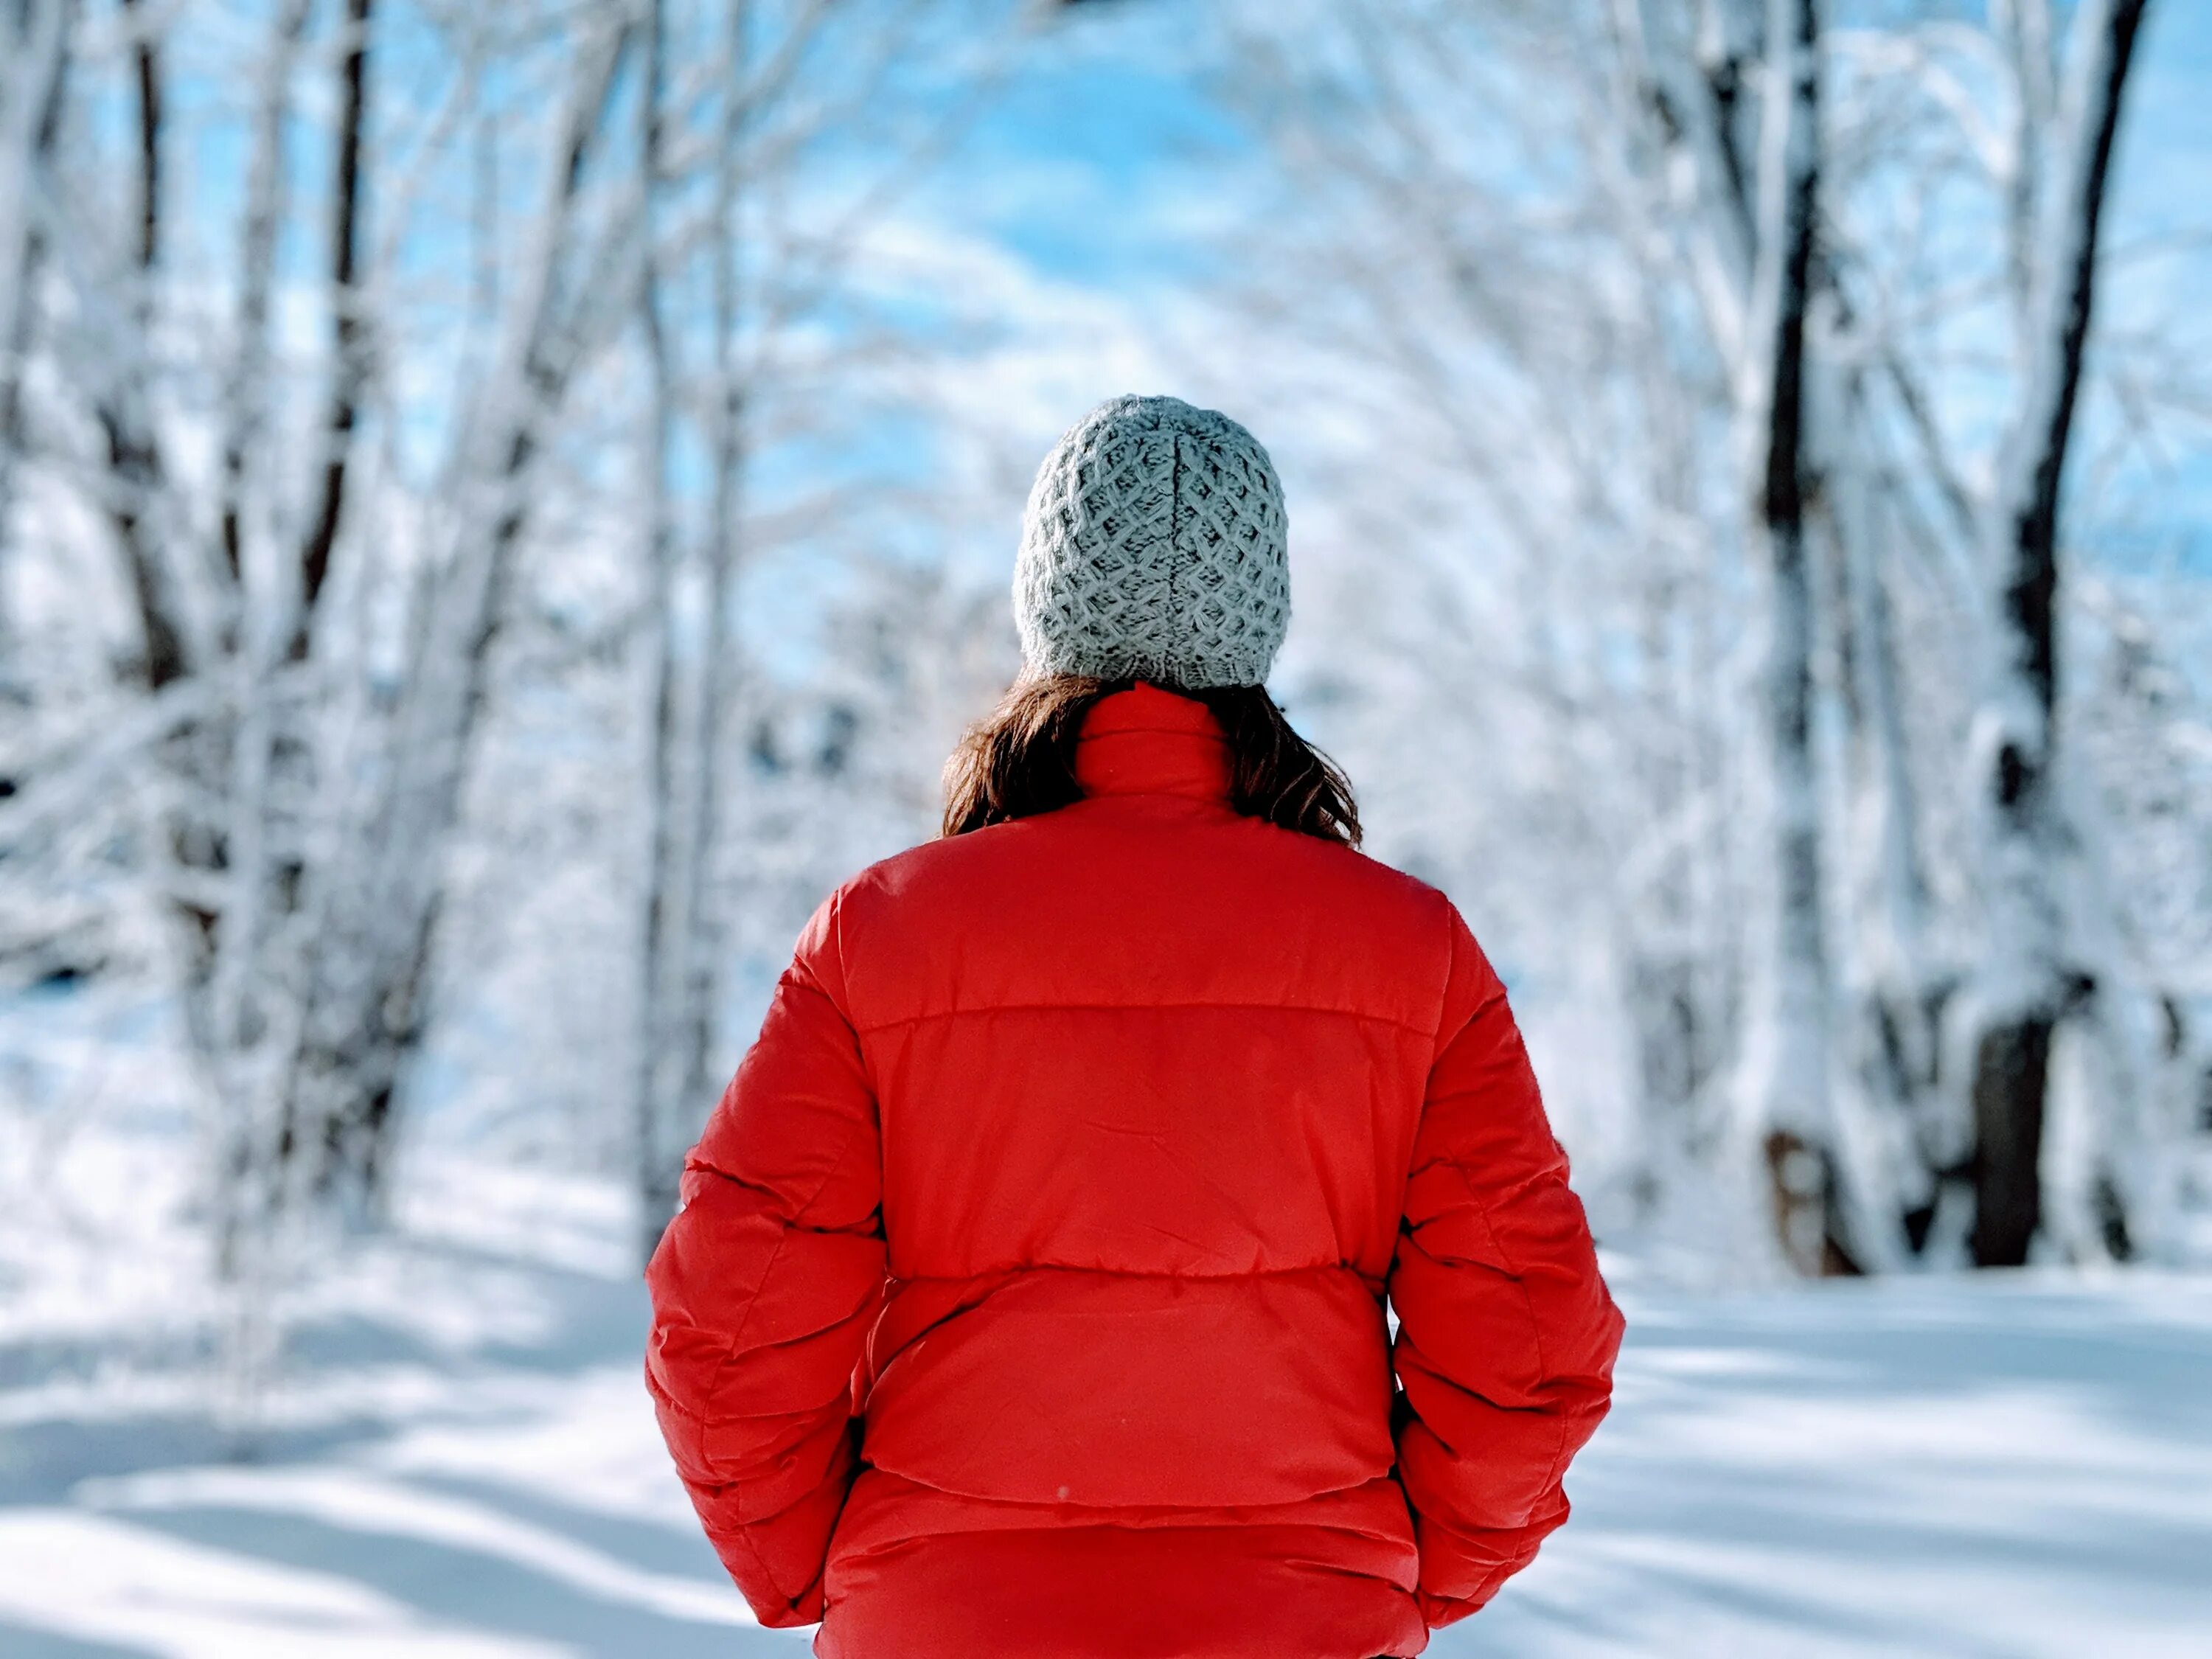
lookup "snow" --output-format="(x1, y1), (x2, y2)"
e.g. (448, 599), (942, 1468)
(0, 1512), (570, 1659)
(1481, 1267), (2212, 1658)
(4, 1120), (2211, 1658)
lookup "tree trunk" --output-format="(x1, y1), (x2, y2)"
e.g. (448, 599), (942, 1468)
(290, 0), (371, 661)
(276, 18), (638, 1225)
(674, 0), (750, 1228)
(1969, 1016), (2051, 1265)
(215, 0), (309, 594)
(0, 0), (69, 627)
(1966, 0), (2148, 1268)
(636, 1), (751, 1265)
(634, 0), (685, 1261)
(1741, 0), (1846, 1276)
(102, 0), (187, 692)
(1820, 366), (1952, 1264)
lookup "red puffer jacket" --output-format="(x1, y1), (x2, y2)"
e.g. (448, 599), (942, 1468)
(645, 683), (1622, 1658)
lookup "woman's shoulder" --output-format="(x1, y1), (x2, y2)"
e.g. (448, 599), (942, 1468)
(799, 810), (1467, 1034)
(831, 813), (1047, 911)
(828, 807), (1463, 936)
(1234, 813), (1464, 928)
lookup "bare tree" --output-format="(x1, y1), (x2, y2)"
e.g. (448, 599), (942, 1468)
(1736, 0), (1842, 1274)
(1214, 0), (2187, 1271)
(0, 0), (69, 634)
(0, 1), (657, 1287)
(275, 12), (644, 1226)
(627, 0), (1028, 1259)
(1964, 0), (2152, 1266)
(634, 0), (688, 1256)
(0, 1), (1035, 1338)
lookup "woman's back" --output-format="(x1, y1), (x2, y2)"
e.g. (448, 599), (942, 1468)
(645, 397), (1621, 1658)
(857, 685), (1434, 1471)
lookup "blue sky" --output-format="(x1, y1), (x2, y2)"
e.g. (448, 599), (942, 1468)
(937, 3), (2211, 293)
(908, 1), (2211, 571)
(133, 0), (2211, 661)
(2106, 1), (2212, 561)
(921, 15), (1248, 291)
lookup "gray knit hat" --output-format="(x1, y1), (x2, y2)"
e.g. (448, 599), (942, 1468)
(1014, 394), (1290, 689)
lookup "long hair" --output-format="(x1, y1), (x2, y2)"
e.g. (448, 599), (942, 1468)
(941, 675), (1361, 846)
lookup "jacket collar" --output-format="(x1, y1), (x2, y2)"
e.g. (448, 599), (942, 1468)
(1074, 683), (1233, 803)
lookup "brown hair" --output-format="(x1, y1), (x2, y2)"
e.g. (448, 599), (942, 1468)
(941, 675), (1360, 846)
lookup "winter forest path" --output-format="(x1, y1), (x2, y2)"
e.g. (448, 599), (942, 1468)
(2, 1142), (2210, 1657)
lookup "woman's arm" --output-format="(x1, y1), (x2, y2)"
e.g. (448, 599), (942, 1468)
(644, 888), (888, 1626)
(1387, 901), (1625, 1628)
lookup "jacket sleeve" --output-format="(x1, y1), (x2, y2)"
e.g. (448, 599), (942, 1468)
(644, 887), (888, 1627)
(1388, 900), (1624, 1629)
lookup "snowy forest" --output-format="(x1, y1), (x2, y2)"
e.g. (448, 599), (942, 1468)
(2, 1), (2210, 1654)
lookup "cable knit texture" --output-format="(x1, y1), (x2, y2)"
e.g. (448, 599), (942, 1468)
(1015, 394), (1290, 688)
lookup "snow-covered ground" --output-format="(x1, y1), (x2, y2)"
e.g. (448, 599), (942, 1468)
(4, 1115), (2211, 1658)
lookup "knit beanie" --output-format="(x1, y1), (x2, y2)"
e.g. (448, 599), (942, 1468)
(1014, 394), (1290, 689)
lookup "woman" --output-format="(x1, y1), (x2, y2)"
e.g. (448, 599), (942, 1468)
(645, 395), (1624, 1658)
